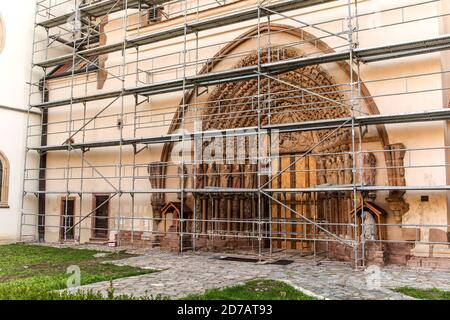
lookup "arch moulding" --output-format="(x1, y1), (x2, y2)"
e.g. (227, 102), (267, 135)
(155, 24), (408, 221)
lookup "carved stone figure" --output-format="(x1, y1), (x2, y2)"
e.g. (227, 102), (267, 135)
(336, 155), (345, 185)
(220, 164), (232, 188)
(325, 157), (333, 184)
(195, 163), (205, 189)
(343, 153), (353, 184)
(362, 152), (377, 186)
(326, 157), (337, 185)
(231, 163), (241, 189)
(317, 158), (327, 185)
(206, 162), (219, 187)
(333, 159), (340, 185)
(362, 211), (377, 241)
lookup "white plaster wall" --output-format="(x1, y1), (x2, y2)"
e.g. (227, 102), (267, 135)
(0, 1), (39, 242)
(0, 1), (35, 109)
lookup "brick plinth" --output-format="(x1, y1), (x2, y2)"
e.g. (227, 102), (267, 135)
(115, 230), (161, 248)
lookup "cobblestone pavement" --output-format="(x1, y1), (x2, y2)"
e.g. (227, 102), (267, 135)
(57, 246), (450, 300)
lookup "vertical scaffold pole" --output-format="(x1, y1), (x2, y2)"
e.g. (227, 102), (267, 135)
(20, 0), (40, 242)
(347, 0), (359, 269)
(116, 0), (129, 248)
(180, 0), (188, 254)
(257, 1), (263, 261)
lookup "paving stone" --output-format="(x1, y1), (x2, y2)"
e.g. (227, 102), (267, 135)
(56, 245), (450, 300)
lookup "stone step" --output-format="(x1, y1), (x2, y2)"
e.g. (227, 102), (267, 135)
(86, 238), (109, 245)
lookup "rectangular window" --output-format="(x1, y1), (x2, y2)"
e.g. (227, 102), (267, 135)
(92, 195), (110, 239)
(60, 199), (75, 240)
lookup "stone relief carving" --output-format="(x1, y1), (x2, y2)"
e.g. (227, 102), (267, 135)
(244, 163), (256, 189)
(203, 48), (349, 134)
(194, 163), (205, 189)
(362, 211), (377, 241)
(192, 48), (356, 239)
(206, 162), (219, 188)
(384, 143), (409, 222)
(177, 47), (408, 244)
(278, 132), (313, 154)
(220, 164), (232, 188)
(385, 143), (406, 187)
(362, 152), (377, 186)
(231, 164), (242, 189)
(336, 154), (345, 185)
(343, 151), (353, 184)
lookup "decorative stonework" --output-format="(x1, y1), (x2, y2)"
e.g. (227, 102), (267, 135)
(384, 143), (409, 223)
(362, 152), (377, 186)
(159, 24), (410, 254)
(386, 195), (409, 224)
(162, 24), (394, 182)
(187, 47), (360, 246)
(204, 48), (350, 135)
(385, 143), (407, 188)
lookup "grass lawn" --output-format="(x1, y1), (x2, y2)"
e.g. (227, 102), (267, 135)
(184, 279), (316, 300)
(0, 244), (315, 300)
(0, 244), (156, 300)
(394, 287), (450, 300)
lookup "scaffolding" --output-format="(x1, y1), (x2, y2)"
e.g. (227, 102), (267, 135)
(21, 0), (450, 267)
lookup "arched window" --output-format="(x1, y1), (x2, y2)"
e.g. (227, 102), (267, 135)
(0, 151), (9, 208)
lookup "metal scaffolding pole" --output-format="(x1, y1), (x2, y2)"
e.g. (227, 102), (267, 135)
(30, 34), (450, 110)
(21, 0), (450, 263)
(20, 0), (40, 242)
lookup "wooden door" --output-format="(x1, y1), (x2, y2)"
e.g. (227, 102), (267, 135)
(93, 195), (109, 239)
(60, 199), (75, 240)
(271, 155), (316, 251)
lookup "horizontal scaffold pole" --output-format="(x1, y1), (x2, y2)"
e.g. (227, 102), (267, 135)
(29, 108), (450, 151)
(23, 185), (450, 195)
(32, 34), (450, 109)
(35, 0), (338, 67)
(37, 0), (171, 29)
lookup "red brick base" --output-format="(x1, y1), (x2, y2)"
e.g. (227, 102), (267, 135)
(115, 230), (161, 248)
(316, 242), (405, 267)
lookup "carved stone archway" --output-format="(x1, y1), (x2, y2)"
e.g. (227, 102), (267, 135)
(160, 24), (404, 184)
(151, 24), (408, 250)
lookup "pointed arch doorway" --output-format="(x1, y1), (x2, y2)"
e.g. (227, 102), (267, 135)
(156, 24), (406, 257)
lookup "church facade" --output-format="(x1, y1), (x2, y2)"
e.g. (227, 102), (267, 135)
(13, 0), (450, 268)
